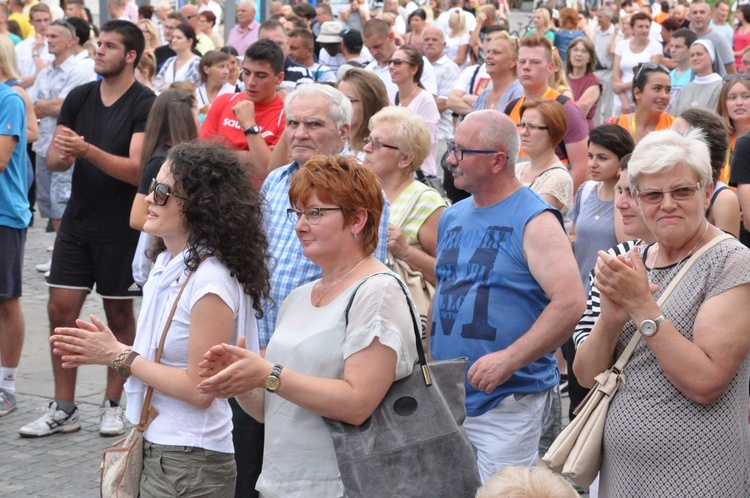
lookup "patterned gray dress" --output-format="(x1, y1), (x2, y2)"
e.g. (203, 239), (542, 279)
(600, 239), (750, 497)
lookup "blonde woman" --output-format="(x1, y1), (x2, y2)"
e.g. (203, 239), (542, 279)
(446, 9), (470, 69)
(137, 19), (160, 55)
(525, 8), (555, 44)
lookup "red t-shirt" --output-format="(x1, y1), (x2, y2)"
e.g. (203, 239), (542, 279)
(199, 92), (285, 150)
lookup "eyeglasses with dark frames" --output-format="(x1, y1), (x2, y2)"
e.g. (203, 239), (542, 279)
(517, 122), (550, 132)
(363, 136), (400, 151)
(447, 141), (502, 162)
(634, 183), (703, 204)
(286, 207), (343, 224)
(149, 178), (187, 206)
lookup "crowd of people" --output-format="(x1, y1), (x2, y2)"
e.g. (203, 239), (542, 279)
(0, 0), (749, 497)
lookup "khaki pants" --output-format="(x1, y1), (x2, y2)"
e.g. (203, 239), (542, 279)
(140, 440), (237, 497)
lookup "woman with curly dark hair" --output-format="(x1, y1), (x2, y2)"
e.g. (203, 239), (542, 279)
(50, 142), (271, 496)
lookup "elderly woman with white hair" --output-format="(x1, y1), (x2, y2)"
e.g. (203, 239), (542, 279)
(669, 39), (723, 116)
(573, 128), (750, 496)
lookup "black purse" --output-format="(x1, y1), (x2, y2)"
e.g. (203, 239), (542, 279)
(323, 274), (481, 498)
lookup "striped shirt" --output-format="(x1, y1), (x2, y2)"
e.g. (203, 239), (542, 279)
(572, 240), (640, 348)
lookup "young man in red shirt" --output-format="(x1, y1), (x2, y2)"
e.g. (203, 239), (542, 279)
(200, 38), (285, 187)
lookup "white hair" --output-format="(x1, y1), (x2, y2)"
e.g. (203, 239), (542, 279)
(285, 83), (353, 130)
(628, 128), (712, 190)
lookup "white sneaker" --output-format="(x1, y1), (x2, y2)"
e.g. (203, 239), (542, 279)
(19, 402), (81, 438)
(35, 259), (51, 273)
(99, 400), (127, 437)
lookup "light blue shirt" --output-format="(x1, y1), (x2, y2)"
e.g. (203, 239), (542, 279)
(0, 84), (30, 229)
(258, 160), (390, 348)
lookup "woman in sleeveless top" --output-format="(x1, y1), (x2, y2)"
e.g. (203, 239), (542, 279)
(515, 98), (573, 215)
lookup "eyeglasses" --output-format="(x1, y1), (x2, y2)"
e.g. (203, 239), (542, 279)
(634, 183), (702, 204)
(363, 136), (399, 151)
(51, 20), (76, 38)
(387, 58), (413, 66)
(149, 178), (187, 206)
(517, 122), (549, 132)
(447, 141), (501, 161)
(286, 207), (343, 224)
(634, 62), (669, 81)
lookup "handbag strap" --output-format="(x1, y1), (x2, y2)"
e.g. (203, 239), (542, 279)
(344, 272), (432, 387)
(611, 232), (732, 373)
(136, 259), (203, 430)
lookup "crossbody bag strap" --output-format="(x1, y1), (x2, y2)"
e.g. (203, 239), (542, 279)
(136, 257), (206, 430)
(611, 233), (733, 373)
(344, 272), (431, 386)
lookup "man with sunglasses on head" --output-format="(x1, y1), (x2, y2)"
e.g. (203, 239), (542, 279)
(18, 20), (155, 439)
(362, 19), (437, 103)
(30, 19), (96, 278)
(430, 109), (585, 483)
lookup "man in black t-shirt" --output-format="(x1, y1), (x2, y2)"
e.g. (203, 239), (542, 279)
(18, 20), (156, 439)
(730, 133), (750, 248)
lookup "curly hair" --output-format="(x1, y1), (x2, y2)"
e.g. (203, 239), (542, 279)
(159, 142), (272, 316)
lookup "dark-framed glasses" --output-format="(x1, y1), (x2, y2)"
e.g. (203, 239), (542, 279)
(634, 183), (702, 204)
(447, 141), (502, 162)
(517, 122), (549, 132)
(286, 207), (343, 224)
(363, 136), (399, 151)
(149, 178), (187, 206)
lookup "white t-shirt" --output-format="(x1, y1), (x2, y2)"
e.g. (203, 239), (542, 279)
(256, 273), (418, 498)
(614, 38), (663, 108)
(453, 63), (491, 95)
(445, 33), (471, 71)
(141, 257), (251, 453)
(401, 89), (440, 176)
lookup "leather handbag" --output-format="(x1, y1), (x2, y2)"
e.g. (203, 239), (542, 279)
(100, 270), (196, 498)
(542, 234), (732, 487)
(387, 185), (436, 348)
(323, 274), (481, 498)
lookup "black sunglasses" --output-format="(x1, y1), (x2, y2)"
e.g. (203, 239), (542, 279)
(387, 58), (414, 66)
(149, 178), (187, 206)
(51, 20), (76, 39)
(723, 73), (750, 82)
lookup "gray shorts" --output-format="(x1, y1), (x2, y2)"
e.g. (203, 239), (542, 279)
(35, 156), (73, 220)
(140, 440), (236, 497)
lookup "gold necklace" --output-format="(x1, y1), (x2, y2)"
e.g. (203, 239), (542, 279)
(314, 256), (370, 307)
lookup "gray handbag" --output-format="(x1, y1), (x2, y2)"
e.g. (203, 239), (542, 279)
(323, 274), (481, 498)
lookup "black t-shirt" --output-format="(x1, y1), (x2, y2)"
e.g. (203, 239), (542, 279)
(58, 80), (155, 241)
(154, 45), (175, 71)
(730, 133), (750, 187)
(138, 148), (169, 195)
(730, 133), (750, 246)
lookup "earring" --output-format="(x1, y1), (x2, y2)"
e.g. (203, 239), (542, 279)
(353, 234), (359, 241)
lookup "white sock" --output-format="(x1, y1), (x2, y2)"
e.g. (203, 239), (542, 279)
(0, 367), (17, 394)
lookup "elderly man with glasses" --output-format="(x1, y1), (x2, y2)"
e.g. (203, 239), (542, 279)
(430, 109), (585, 483)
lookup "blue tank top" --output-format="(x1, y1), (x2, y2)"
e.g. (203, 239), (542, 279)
(431, 187), (561, 417)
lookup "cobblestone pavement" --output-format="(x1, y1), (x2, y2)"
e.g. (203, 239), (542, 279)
(0, 223), (136, 497)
